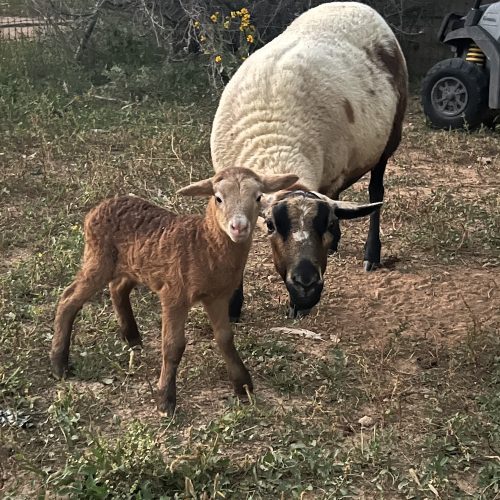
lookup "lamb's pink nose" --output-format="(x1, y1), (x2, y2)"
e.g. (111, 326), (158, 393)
(229, 216), (249, 239)
(230, 220), (249, 234)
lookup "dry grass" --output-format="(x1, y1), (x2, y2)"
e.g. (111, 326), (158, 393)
(1, 41), (499, 498)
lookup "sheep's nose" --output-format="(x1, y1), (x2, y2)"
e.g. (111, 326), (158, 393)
(290, 260), (322, 291)
(291, 272), (317, 289)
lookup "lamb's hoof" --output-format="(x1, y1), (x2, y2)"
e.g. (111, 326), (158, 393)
(288, 305), (311, 319)
(126, 339), (143, 350)
(233, 381), (254, 398)
(363, 260), (379, 272)
(229, 316), (241, 324)
(50, 354), (70, 380)
(157, 399), (176, 417)
(52, 368), (67, 380)
(121, 329), (143, 348)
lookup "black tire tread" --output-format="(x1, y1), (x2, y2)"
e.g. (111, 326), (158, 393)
(421, 57), (489, 129)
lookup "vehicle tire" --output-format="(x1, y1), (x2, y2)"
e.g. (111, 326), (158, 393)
(421, 58), (489, 129)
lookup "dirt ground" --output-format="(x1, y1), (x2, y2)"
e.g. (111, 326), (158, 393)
(0, 93), (499, 496)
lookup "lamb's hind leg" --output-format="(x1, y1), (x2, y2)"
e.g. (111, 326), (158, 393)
(51, 264), (110, 378)
(364, 156), (387, 271)
(110, 276), (141, 347)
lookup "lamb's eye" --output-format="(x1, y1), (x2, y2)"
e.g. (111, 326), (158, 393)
(215, 195), (223, 204)
(256, 194), (262, 202)
(266, 219), (275, 234)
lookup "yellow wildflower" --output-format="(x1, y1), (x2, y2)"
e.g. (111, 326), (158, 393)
(230, 11), (236, 18)
(193, 20), (200, 28)
(246, 34), (253, 43)
(215, 55), (222, 63)
(223, 20), (230, 29)
(240, 7), (249, 14)
(200, 35), (206, 42)
(240, 13), (251, 29)
(210, 13), (218, 22)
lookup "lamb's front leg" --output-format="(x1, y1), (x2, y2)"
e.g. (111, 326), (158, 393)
(203, 297), (253, 396)
(157, 301), (188, 416)
(228, 277), (244, 323)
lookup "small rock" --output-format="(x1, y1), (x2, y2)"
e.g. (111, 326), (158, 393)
(478, 156), (492, 165)
(358, 415), (374, 427)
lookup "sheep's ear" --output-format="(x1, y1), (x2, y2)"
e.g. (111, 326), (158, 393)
(259, 193), (277, 216)
(258, 189), (291, 216)
(260, 173), (299, 193)
(177, 178), (214, 197)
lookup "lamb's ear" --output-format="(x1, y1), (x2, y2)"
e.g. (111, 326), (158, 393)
(260, 173), (299, 193)
(332, 201), (383, 220)
(309, 192), (382, 220)
(177, 178), (214, 197)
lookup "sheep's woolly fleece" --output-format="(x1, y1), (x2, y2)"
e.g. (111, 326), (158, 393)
(211, 1), (408, 197)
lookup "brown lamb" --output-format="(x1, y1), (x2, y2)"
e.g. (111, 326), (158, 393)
(51, 167), (298, 415)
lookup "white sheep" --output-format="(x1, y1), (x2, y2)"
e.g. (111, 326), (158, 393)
(50, 167), (298, 415)
(211, 1), (408, 318)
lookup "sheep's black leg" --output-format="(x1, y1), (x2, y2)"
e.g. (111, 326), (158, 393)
(329, 190), (341, 254)
(364, 156), (387, 271)
(228, 279), (244, 323)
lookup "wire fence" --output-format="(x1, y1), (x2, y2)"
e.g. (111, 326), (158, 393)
(0, 15), (50, 40)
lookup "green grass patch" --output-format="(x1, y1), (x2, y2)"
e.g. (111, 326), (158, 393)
(1, 37), (499, 499)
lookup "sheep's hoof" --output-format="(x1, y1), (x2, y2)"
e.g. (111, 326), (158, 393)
(328, 244), (339, 255)
(229, 316), (241, 323)
(363, 260), (379, 272)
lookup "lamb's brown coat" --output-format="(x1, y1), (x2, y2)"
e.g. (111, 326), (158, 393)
(80, 196), (250, 305)
(51, 167), (298, 415)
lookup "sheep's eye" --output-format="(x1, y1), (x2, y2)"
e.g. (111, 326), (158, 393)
(266, 219), (275, 234)
(215, 195), (223, 204)
(256, 194), (262, 202)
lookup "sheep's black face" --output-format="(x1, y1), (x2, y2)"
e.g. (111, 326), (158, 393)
(262, 191), (383, 317)
(265, 196), (333, 316)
